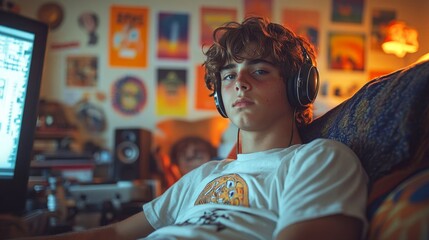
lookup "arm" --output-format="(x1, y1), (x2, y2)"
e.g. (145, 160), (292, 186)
(20, 211), (154, 240)
(275, 214), (363, 240)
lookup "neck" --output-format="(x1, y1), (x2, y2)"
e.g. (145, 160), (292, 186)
(237, 123), (302, 154)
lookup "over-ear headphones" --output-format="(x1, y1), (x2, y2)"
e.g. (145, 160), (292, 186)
(286, 47), (320, 110)
(213, 45), (319, 118)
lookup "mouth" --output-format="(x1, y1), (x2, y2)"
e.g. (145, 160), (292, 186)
(232, 97), (254, 108)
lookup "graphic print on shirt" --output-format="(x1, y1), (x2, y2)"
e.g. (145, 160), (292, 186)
(194, 173), (249, 207)
(176, 209), (230, 231)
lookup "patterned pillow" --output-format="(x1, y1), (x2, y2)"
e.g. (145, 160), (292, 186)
(367, 168), (429, 240)
(299, 60), (429, 184)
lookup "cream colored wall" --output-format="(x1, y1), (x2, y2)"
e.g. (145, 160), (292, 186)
(13, 0), (429, 151)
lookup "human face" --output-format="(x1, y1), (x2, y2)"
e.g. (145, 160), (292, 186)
(219, 53), (292, 132)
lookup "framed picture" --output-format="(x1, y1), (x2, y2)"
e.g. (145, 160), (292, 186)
(328, 32), (365, 71)
(331, 0), (364, 24)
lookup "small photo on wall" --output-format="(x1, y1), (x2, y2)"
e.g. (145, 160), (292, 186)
(66, 55), (98, 87)
(328, 32), (365, 71)
(156, 68), (188, 116)
(331, 0), (364, 24)
(157, 12), (189, 60)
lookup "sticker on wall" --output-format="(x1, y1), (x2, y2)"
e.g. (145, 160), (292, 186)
(157, 12), (189, 60)
(111, 76), (147, 116)
(328, 32), (365, 71)
(195, 65), (216, 111)
(37, 2), (64, 30)
(282, 8), (320, 53)
(200, 7), (237, 47)
(66, 55), (98, 87)
(156, 69), (187, 116)
(110, 6), (149, 68)
(78, 12), (99, 46)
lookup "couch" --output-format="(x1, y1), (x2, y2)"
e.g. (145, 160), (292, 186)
(299, 60), (429, 239)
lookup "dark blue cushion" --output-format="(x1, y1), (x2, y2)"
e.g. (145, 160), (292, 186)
(299, 60), (429, 184)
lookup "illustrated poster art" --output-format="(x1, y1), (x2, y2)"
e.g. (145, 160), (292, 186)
(195, 65), (216, 111)
(156, 69), (187, 116)
(157, 13), (189, 60)
(282, 8), (320, 52)
(331, 0), (364, 24)
(66, 55), (98, 87)
(109, 6), (148, 68)
(200, 7), (237, 47)
(111, 76), (147, 116)
(328, 32), (365, 71)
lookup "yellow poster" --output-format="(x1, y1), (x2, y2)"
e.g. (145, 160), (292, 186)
(109, 6), (148, 68)
(156, 69), (187, 116)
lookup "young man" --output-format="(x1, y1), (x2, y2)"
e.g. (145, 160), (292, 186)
(30, 17), (368, 240)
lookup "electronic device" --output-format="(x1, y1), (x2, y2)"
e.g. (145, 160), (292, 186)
(114, 128), (152, 181)
(0, 10), (48, 216)
(213, 43), (320, 118)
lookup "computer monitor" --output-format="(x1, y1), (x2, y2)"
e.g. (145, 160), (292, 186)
(0, 10), (48, 216)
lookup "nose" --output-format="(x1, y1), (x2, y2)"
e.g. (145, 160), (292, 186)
(235, 74), (251, 92)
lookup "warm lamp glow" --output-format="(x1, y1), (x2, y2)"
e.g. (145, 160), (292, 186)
(382, 21), (418, 58)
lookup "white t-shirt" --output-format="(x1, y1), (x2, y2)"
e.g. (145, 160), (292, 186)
(142, 138), (368, 239)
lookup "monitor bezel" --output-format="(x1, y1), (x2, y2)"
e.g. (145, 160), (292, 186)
(0, 10), (48, 216)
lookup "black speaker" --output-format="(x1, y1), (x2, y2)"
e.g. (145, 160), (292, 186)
(114, 128), (152, 181)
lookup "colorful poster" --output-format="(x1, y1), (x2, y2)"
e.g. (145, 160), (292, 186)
(331, 0), (364, 24)
(371, 9), (396, 51)
(157, 13), (189, 60)
(282, 9), (320, 52)
(244, 0), (272, 19)
(195, 65), (216, 111)
(111, 76), (147, 116)
(109, 6), (148, 68)
(328, 32), (365, 71)
(156, 69), (187, 116)
(200, 7), (237, 47)
(66, 55), (98, 87)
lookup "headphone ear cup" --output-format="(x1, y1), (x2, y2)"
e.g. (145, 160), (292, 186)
(288, 62), (320, 109)
(214, 82), (228, 118)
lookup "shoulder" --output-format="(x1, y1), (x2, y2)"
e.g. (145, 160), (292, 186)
(289, 138), (364, 177)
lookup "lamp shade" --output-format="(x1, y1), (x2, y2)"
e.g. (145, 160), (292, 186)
(382, 21), (418, 58)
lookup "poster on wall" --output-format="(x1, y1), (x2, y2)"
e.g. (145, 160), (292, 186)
(156, 69), (187, 116)
(66, 55), (98, 87)
(195, 65), (216, 111)
(157, 12), (189, 60)
(109, 6), (149, 68)
(111, 76), (147, 116)
(200, 7), (237, 47)
(371, 9), (396, 51)
(244, 0), (272, 19)
(282, 8), (320, 52)
(331, 0), (364, 24)
(328, 32), (365, 71)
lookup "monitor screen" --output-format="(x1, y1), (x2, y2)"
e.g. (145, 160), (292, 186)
(0, 10), (47, 215)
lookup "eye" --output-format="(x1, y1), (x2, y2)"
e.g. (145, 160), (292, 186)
(254, 69), (268, 75)
(221, 73), (236, 81)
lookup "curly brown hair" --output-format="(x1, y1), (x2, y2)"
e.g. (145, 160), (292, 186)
(203, 17), (317, 126)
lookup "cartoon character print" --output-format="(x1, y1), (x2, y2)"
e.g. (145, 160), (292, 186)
(194, 174), (249, 207)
